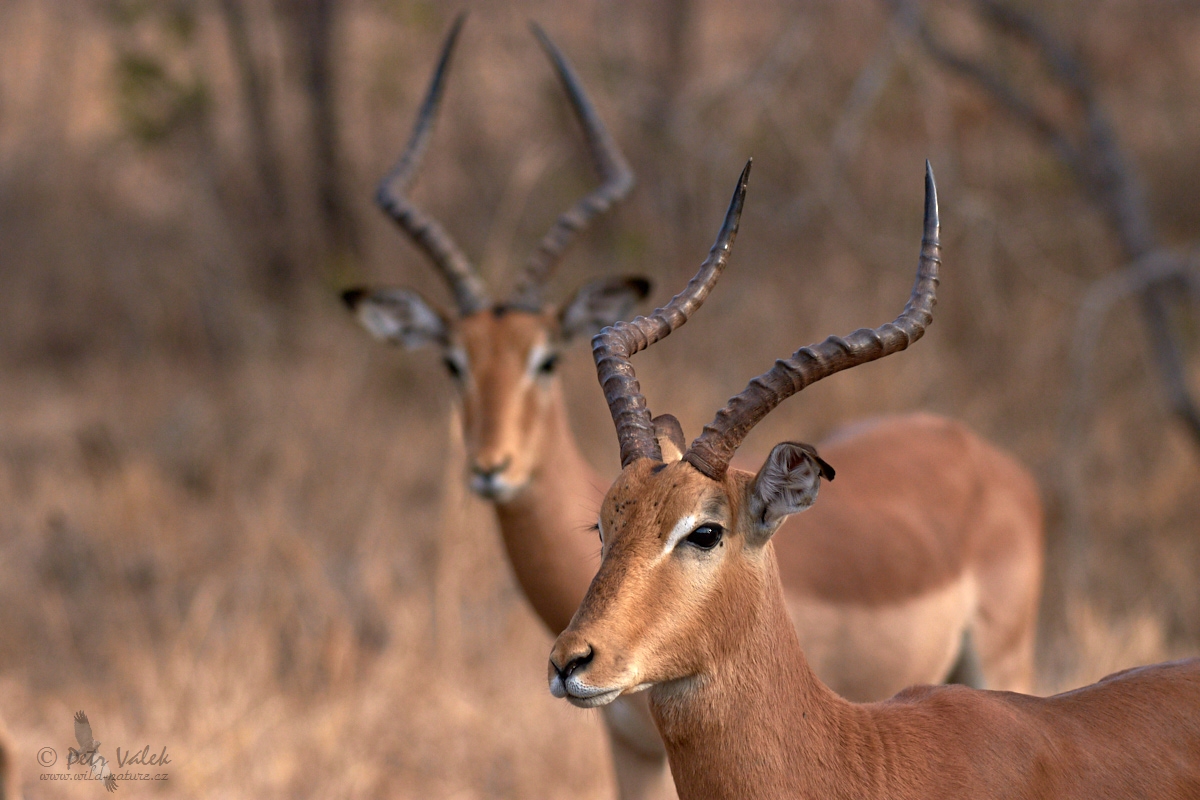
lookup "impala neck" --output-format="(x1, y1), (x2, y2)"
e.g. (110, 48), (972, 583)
(489, 381), (604, 635)
(649, 545), (877, 800)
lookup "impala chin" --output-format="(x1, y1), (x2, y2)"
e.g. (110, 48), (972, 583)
(548, 636), (642, 707)
(553, 676), (624, 708)
(468, 472), (527, 502)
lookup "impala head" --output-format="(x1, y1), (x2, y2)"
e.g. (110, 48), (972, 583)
(549, 161), (941, 707)
(343, 15), (645, 502)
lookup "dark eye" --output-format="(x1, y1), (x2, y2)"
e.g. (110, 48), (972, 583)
(443, 357), (465, 380)
(685, 524), (723, 550)
(537, 353), (560, 376)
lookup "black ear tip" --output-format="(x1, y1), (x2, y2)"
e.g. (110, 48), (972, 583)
(341, 288), (367, 310)
(793, 442), (835, 481)
(630, 277), (652, 299)
(816, 457), (836, 482)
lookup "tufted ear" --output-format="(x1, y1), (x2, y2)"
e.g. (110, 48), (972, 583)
(558, 276), (652, 343)
(342, 287), (450, 349)
(745, 441), (835, 543)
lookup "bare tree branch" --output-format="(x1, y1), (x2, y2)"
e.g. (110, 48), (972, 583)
(1061, 251), (1200, 582)
(216, 0), (295, 295)
(277, 0), (363, 275)
(892, 0), (1199, 449)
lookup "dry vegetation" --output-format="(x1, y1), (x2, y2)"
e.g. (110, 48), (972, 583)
(0, 0), (1197, 797)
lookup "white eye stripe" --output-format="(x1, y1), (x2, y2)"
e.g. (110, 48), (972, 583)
(660, 515), (697, 559)
(446, 347), (470, 373)
(525, 343), (553, 376)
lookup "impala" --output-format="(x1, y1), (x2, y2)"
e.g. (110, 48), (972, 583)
(550, 162), (1200, 799)
(345, 17), (1041, 800)
(343, 17), (672, 799)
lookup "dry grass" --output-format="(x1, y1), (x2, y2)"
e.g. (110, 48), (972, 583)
(0, 0), (1197, 797)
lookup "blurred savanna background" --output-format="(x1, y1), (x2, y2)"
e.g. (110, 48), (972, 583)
(0, 0), (1197, 796)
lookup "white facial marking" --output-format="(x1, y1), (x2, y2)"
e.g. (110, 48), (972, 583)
(659, 514), (697, 561)
(525, 341), (553, 381)
(358, 303), (404, 341)
(445, 346), (470, 380)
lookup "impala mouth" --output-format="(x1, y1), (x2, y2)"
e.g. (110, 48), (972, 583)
(469, 472), (525, 502)
(549, 674), (623, 708)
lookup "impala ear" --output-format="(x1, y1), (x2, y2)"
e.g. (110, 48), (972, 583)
(746, 441), (835, 541)
(342, 287), (450, 349)
(558, 276), (652, 343)
(652, 414), (686, 462)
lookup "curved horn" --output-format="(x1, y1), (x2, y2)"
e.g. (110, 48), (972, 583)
(594, 161), (751, 468)
(376, 13), (489, 315)
(510, 23), (636, 310)
(684, 162), (942, 480)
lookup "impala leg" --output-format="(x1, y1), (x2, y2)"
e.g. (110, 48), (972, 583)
(945, 627), (987, 689)
(601, 695), (678, 800)
(972, 529), (1042, 694)
(976, 610), (1038, 694)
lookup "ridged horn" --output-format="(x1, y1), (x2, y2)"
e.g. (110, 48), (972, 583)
(683, 162), (941, 480)
(509, 22), (635, 310)
(593, 161), (751, 467)
(376, 13), (489, 315)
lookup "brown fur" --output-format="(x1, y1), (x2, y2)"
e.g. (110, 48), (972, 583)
(551, 458), (1200, 800)
(455, 313), (560, 493)
(774, 413), (1044, 696)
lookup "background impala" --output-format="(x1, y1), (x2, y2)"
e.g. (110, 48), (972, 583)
(0, 1), (1195, 797)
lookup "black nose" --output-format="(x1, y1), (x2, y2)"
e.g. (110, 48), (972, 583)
(471, 457), (512, 478)
(551, 645), (595, 681)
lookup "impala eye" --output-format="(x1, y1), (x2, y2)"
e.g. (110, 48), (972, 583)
(443, 356), (466, 380)
(536, 353), (560, 376)
(685, 524), (723, 550)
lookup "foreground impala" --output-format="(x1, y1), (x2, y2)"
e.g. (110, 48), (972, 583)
(550, 162), (1200, 799)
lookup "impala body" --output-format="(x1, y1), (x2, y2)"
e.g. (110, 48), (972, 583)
(775, 413), (1041, 699)
(347, 17), (1040, 800)
(550, 162), (1200, 799)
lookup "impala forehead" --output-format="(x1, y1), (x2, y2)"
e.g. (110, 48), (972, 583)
(600, 460), (730, 550)
(455, 308), (556, 371)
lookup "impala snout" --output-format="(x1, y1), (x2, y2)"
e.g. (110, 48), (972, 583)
(549, 634), (622, 708)
(469, 456), (517, 499)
